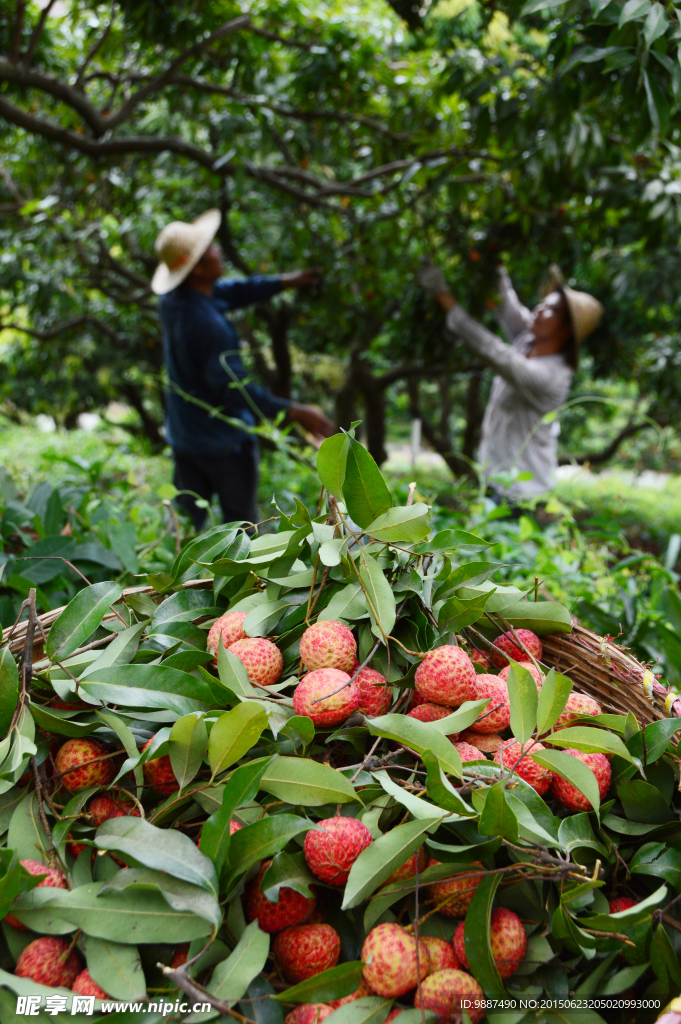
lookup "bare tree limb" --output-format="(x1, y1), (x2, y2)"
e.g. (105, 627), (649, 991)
(558, 420), (656, 467)
(75, 2), (116, 88)
(10, 1), (26, 63)
(22, 0), (60, 65)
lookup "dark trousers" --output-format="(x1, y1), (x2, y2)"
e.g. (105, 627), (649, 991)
(172, 440), (259, 531)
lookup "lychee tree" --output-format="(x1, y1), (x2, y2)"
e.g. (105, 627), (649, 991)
(0, 436), (679, 1020)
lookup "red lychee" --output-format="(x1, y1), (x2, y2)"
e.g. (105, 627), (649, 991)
(15, 936), (82, 988)
(414, 968), (484, 1024)
(426, 860), (484, 917)
(207, 611), (248, 660)
(55, 738), (115, 792)
(421, 935), (459, 973)
(229, 820), (243, 835)
(550, 749), (611, 810)
(407, 702), (451, 723)
(494, 740), (553, 795)
(498, 661), (544, 689)
(4, 859), (67, 930)
(229, 637), (283, 688)
(49, 697), (88, 711)
(89, 793), (140, 828)
(284, 1006), (333, 1024)
(470, 648), (492, 671)
(409, 689), (429, 711)
(609, 897), (638, 914)
(385, 845), (428, 885)
(468, 676), (511, 734)
(414, 647), (477, 707)
(490, 630), (542, 668)
(66, 837), (86, 859)
(72, 969), (111, 999)
(361, 923), (430, 997)
(293, 669), (359, 727)
(459, 730), (504, 753)
(453, 740), (485, 762)
(244, 860), (316, 933)
(304, 816), (372, 885)
(453, 907), (526, 978)
(274, 923), (341, 982)
(553, 692), (601, 729)
(141, 737), (179, 796)
(170, 944), (189, 969)
(328, 979), (375, 1009)
(299, 620), (357, 673)
(356, 667), (391, 716)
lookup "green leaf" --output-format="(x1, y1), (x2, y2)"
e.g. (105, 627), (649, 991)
(216, 645), (260, 697)
(438, 590), (493, 632)
(261, 851), (316, 900)
(478, 780), (519, 843)
(364, 504), (431, 543)
(496, 601), (572, 635)
(7, 790), (50, 862)
(422, 750), (477, 816)
(318, 584), (367, 623)
(343, 817), (441, 909)
(357, 550), (396, 639)
(536, 668), (573, 735)
(342, 436), (392, 529)
(618, 0), (651, 28)
(240, 976), (283, 1024)
(463, 873), (506, 998)
(630, 843), (681, 890)
(79, 680), (211, 717)
(205, 921), (270, 1004)
(0, 648), (18, 738)
(81, 934), (146, 1001)
(617, 780), (673, 825)
(426, 700), (491, 736)
(228, 814), (313, 877)
(558, 814), (607, 856)
(326, 999), (392, 1024)
(580, 884), (667, 931)
(366, 714), (462, 778)
(94, 816), (219, 894)
(274, 962), (366, 1004)
(374, 771), (449, 822)
(317, 433), (349, 500)
(543, 726), (638, 766)
(531, 749), (601, 812)
(261, 756), (361, 806)
(200, 757), (274, 873)
(46, 581), (123, 661)
(169, 712), (208, 790)
(96, 710), (144, 793)
(644, 3), (668, 47)
(627, 717), (681, 764)
(29, 702), (98, 739)
(651, 922), (681, 991)
(99, 866), (222, 928)
(505, 663), (538, 746)
(208, 703), (269, 779)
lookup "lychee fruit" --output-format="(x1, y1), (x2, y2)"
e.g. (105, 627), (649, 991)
(55, 738), (115, 792)
(328, 978), (375, 1009)
(553, 692), (601, 729)
(244, 860), (316, 933)
(293, 669), (359, 727)
(284, 1006), (333, 1024)
(453, 741), (485, 762)
(229, 820), (243, 835)
(207, 611), (248, 660)
(49, 697), (88, 711)
(490, 629), (542, 668)
(15, 936), (82, 988)
(421, 935), (459, 973)
(494, 740), (553, 795)
(459, 730), (504, 753)
(413, 968), (484, 1024)
(304, 817), (372, 885)
(4, 859), (67, 930)
(229, 637), (283, 688)
(356, 667), (391, 716)
(453, 907), (527, 978)
(89, 793), (140, 828)
(66, 837), (87, 859)
(274, 923), (341, 982)
(414, 647), (477, 707)
(498, 661), (544, 689)
(550, 749), (611, 810)
(609, 897), (638, 914)
(426, 860), (484, 917)
(170, 944), (189, 969)
(470, 648), (492, 671)
(385, 845), (428, 885)
(468, 676), (511, 734)
(409, 689), (429, 711)
(72, 969), (111, 999)
(141, 737), (179, 796)
(407, 703), (451, 723)
(299, 621), (357, 673)
(361, 923), (430, 997)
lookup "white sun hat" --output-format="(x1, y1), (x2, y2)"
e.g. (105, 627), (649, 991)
(151, 208), (222, 295)
(543, 263), (604, 345)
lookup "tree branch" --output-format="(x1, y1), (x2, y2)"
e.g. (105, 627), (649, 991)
(74, 2), (116, 88)
(10, 1), (26, 63)
(558, 420), (655, 467)
(22, 0), (60, 65)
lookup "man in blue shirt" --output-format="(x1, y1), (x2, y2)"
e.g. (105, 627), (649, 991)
(152, 209), (335, 529)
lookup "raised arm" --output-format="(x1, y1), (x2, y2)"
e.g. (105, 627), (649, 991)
(495, 266), (532, 341)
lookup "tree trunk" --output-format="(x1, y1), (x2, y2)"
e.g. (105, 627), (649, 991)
(120, 381), (164, 450)
(406, 378), (475, 480)
(462, 368), (484, 461)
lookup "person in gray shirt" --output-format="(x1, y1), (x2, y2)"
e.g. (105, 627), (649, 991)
(418, 261), (603, 499)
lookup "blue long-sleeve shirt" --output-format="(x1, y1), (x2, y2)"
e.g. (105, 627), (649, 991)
(158, 276), (291, 456)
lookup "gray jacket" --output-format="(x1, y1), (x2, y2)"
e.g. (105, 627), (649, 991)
(445, 270), (573, 497)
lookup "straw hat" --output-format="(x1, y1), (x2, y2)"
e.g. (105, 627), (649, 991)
(543, 264), (603, 345)
(151, 209), (222, 295)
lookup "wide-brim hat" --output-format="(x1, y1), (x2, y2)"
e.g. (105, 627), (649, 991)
(151, 209), (222, 295)
(542, 264), (603, 345)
